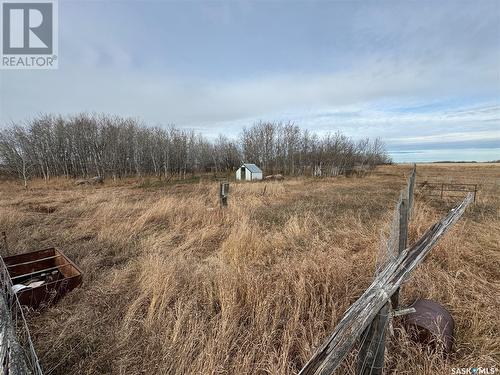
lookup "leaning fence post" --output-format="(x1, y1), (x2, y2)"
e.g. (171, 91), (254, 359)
(299, 194), (472, 375)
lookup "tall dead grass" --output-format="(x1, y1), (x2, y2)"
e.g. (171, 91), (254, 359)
(0, 164), (498, 374)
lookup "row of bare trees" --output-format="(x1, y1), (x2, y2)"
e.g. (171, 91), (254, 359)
(0, 114), (390, 183)
(242, 121), (389, 175)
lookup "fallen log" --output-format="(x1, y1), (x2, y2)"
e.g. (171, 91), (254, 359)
(264, 174), (284, 181)
(75, 176), (104, 186)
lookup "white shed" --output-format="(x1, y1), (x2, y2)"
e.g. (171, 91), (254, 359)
(235, 163), (263, 181)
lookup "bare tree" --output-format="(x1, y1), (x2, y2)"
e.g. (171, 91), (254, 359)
(0, 114), (390, 182)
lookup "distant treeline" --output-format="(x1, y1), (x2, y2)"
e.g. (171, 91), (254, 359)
(0, 114), (390, 182)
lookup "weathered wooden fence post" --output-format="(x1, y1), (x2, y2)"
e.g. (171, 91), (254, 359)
(0, 255), (44, 374)
(391, 197), (408, 309)
(0, 293), (32, 375)
(299, 194), (473, 375)
(357, 166), (413, 375)
(356, 303), (390, 375)
(391, 165), (415, 310)
(219, 182), (229, 207)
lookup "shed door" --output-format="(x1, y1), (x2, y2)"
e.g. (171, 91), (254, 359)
(241, 167), (246, 180)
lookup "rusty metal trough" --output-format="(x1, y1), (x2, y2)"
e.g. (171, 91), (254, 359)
(3, 248), (82, 309)
(405, 299), (455, 354)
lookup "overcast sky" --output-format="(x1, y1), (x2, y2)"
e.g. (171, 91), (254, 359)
(1, 0), (499, 161)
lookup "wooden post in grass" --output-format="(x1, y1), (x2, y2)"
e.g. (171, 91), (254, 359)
(391, 198), (408, 309)
(219, 182), (229, 207)
(0, 293), (32, 375)
(355, 197), (409, 375)
(299, 194), (473, 375)
(356, 167), (413, 375)
(356, 303), (390, 375)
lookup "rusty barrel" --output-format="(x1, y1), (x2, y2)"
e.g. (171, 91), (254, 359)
(405, 299), (455, 354)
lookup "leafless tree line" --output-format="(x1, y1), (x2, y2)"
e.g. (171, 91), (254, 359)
(0, 114), (390, 184)
(242, 121), (390, 175)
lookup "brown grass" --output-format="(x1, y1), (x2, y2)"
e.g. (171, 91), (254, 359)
(0, 164), (498, 374)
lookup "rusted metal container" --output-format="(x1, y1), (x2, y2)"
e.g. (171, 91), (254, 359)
(405, 299), (455, 354)
(3, 248), (82, 309)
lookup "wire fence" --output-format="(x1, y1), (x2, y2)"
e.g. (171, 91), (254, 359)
(376, 165), (416, 277)
(299, 165), (474, 375)
(0, 249), (44, 375)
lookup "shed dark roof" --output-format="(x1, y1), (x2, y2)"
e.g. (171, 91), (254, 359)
(241, 163), (262, 173)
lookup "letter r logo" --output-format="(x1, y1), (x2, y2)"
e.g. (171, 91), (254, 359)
(2, 2), (53, 54)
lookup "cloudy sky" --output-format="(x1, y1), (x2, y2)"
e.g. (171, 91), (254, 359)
(1, 0), (499, 162)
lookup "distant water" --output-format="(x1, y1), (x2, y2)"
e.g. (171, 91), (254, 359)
(388, 148), (500, 163)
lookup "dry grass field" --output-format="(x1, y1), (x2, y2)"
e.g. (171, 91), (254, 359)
(0, 163), (498, 374)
